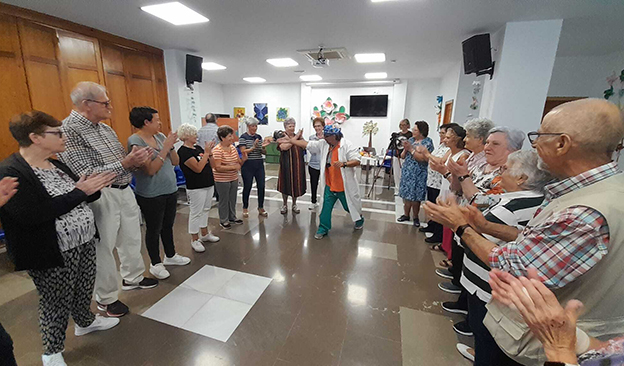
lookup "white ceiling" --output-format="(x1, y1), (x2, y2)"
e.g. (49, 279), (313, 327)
(6, 0), (624, 84)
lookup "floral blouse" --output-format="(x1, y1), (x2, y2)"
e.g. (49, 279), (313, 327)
(426, 143), (450, 189)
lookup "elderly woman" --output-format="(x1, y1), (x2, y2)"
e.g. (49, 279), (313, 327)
(176, 123), (220, 253)
(463, 118), (495, 173)
(392, 118), (413, 194)
(276, 117), (306, 214)
(212, 125), (245, 229)
(128, 107), (190, 281)
(397, 121), (434, 227)
(421, 124), (451, 242)
(308, 117), (325, 210)
(445, 150), (553, 365)
(0, 111), (118, 366)
(239, 116), (270, 218)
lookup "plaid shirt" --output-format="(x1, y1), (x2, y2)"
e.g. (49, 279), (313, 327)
(489, 162), (619, 289)
(57, 110), (133, 185)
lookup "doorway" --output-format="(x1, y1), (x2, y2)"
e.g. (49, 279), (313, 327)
(443, 100), (454, 125)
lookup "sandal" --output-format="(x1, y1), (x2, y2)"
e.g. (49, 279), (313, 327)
(280, 205), (288, 215)
(242, 209), (249, 218)
(430, 244), (444, 252)
(439, 259), (452, 268)
(258, 209), (268, 217)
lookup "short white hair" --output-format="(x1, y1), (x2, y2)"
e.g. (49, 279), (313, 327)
(488, 126), (525, 152)
(506, 150), (554, 192)
(283, 117), (296, 126)
(241, 116), (259, 126)
(70, 81), (107, 106)
(464, 118), (495, 145)
(177, 123), (198, 141)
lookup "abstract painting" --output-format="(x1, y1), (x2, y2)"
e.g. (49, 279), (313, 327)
(254, 103), (268, 125)
(276, 107), (289, 122)
(233, 107), (245, 119)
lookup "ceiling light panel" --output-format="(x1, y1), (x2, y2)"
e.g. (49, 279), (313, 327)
(266, 58), (299, 67)
(299, 75), (322, 81)
(202, 62), (226, 70)
(365, 72), (388, 79)
(243, 77), (266, 83)
(354, 53), (386, 63)
(141, 2), (209, 26)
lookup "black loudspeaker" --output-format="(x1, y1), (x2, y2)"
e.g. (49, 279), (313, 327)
(462, 34), (493, 77)
(186, 54), (203, 85)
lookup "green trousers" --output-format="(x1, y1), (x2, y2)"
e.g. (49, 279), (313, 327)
(317, 186), (364, 235)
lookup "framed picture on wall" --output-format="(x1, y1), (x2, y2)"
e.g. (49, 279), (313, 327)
(254, 103), (268, 125)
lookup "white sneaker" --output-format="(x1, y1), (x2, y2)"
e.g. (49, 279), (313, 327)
(200, 232), (220, 243)
(456, 343), (475, 362)
(309, 203), (319, 210)
(191, 240), (206, 253)
(163, 254), (191, 266)
(42, 353), (67, 366)
(75, 314), (120, 336)
(149, 263), (170, 279)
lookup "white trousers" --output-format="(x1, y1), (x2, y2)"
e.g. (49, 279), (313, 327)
(89, 187), (145, 305)
(392, 156), (404, 191)
(186, 186), (215, 234)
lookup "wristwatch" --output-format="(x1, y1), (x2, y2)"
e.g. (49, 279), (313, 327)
(342, 162), (347, 168)
(455, 224), (471, 238)
(458, 174), (471, 182)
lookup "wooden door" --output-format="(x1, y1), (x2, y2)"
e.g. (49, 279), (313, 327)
(101, 44), (133, 147)
(0, 14), (31, 160)
(543, 97), (585, 120)
(17, 19), (68, 120)
(152, 54), (171, 135)
(57, 30), (105, 113)
(443, 100), (454, 125)
(124, 51), (156, 109)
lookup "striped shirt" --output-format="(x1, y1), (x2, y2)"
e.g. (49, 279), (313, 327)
(239, 133), (264, 160)
(58, 110), (132, 185)
(460, 190), (544, 302)
(489, 162), (618, 289)
(212, 144), (240, 182)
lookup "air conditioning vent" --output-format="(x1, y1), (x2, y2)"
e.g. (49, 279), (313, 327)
(297, 47), (349, 62)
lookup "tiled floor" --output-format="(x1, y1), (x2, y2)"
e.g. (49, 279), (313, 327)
(0, 163), (473, 366)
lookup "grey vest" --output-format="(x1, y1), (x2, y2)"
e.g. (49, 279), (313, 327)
(484, 173), (624, 365)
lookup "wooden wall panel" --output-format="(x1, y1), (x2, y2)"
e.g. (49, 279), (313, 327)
(152, 54), (171, 135)
(106, 74), (134, 147)
(0, 14), (30, 160)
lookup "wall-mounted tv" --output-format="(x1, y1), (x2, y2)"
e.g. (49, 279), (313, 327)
(350, 95), (389, 117)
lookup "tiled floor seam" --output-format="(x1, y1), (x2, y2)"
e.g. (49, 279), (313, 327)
(274, 307), (303, 365)
(336, 314), (350, 365)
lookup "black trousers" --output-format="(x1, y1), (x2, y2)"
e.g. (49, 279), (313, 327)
(468, 292), (523, 366)
(309, 167), (321, 204)
(241, 159), (266, 209)
(426, 187), (443, 240)
(0, 323), (17, 366)
(450, 240), (465, 287)
(136, 192), (177, 265)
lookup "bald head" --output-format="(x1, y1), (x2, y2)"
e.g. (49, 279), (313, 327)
(543, 98), (624, 158)
(70, 81), (107, 107)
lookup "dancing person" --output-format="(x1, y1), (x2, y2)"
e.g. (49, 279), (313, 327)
(212, 125), (245, 229)
(128, 107), (190, 280)
(308, 117), (325, 210)
(286, 125), (364, 239)
(1, 111), (119, 366)
(397, 121), (434, 227)
(239, 116), (270, 218)
(276, 117), (306, 214)
(58, 82), (156, 318)
(177, 123), (220, 253)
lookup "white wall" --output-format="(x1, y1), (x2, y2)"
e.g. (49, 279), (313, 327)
(453, 65), (486, 125)
(404, 78), (443, 147)
(163, 49), (186, 131)
(480, 25), (506, 121)
(197, 81), (225, 115)
(439, 62), (461, 123)
(221, 84), (301, 138)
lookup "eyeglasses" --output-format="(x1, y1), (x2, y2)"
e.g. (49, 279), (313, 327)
(43, 130), (63, 138)
(527, 131), (564, 144)
(85, 99), (112, 107)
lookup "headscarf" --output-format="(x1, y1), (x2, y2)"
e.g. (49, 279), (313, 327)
(323, 124), (343, 139)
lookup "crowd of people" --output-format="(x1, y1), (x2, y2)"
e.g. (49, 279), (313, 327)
(0, 78), (622, 366)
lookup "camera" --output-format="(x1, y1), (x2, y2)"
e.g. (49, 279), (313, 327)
(273, 130), (286, 141)
(388, 133), (407, 151)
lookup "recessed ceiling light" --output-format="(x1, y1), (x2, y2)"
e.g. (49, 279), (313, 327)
(266, 58), (299, 67)
(243, 77), (266, 83)
(365, 72), (388, 79)
(371, 0), (396, 2)
(141, 2), (209, 26)
(354, 53), (386, 63)
(299, 75), (322, 81)
(201, 62), (226, 71)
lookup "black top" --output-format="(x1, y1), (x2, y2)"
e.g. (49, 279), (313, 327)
(394, 131), (413, 155)
(177, 145), (215, 189)
(239, 133), (264, 160)
(0, 153), (101, 271)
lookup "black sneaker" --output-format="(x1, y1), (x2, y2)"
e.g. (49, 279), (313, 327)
(419, 226), (434, 233)
(413, 219), (420, 227)
(397, 215), (410, 222)
(442, 301), (468, 315)
(220, 222), (232, 230)
(122, 278), (158, 291)
(97, 300), (129, 317)
(438, 282), (462, 294)
(435, 268), (453, 280)
(453, 320), (473, 337)
(229, 219), (243, 225)
(425, 236), (442, 244)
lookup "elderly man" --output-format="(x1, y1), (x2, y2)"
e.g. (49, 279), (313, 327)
(425, 99), (624, 365)
(58, 82), (157, 318)
(197, 113), (219, 147)
(287, 125), (364, 239)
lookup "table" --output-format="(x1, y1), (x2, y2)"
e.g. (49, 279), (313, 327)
(360, 155), (390, 184)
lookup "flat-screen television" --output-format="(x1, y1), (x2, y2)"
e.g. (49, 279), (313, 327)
(350, 95), (388, 117)
(185, 54), (203, 85)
